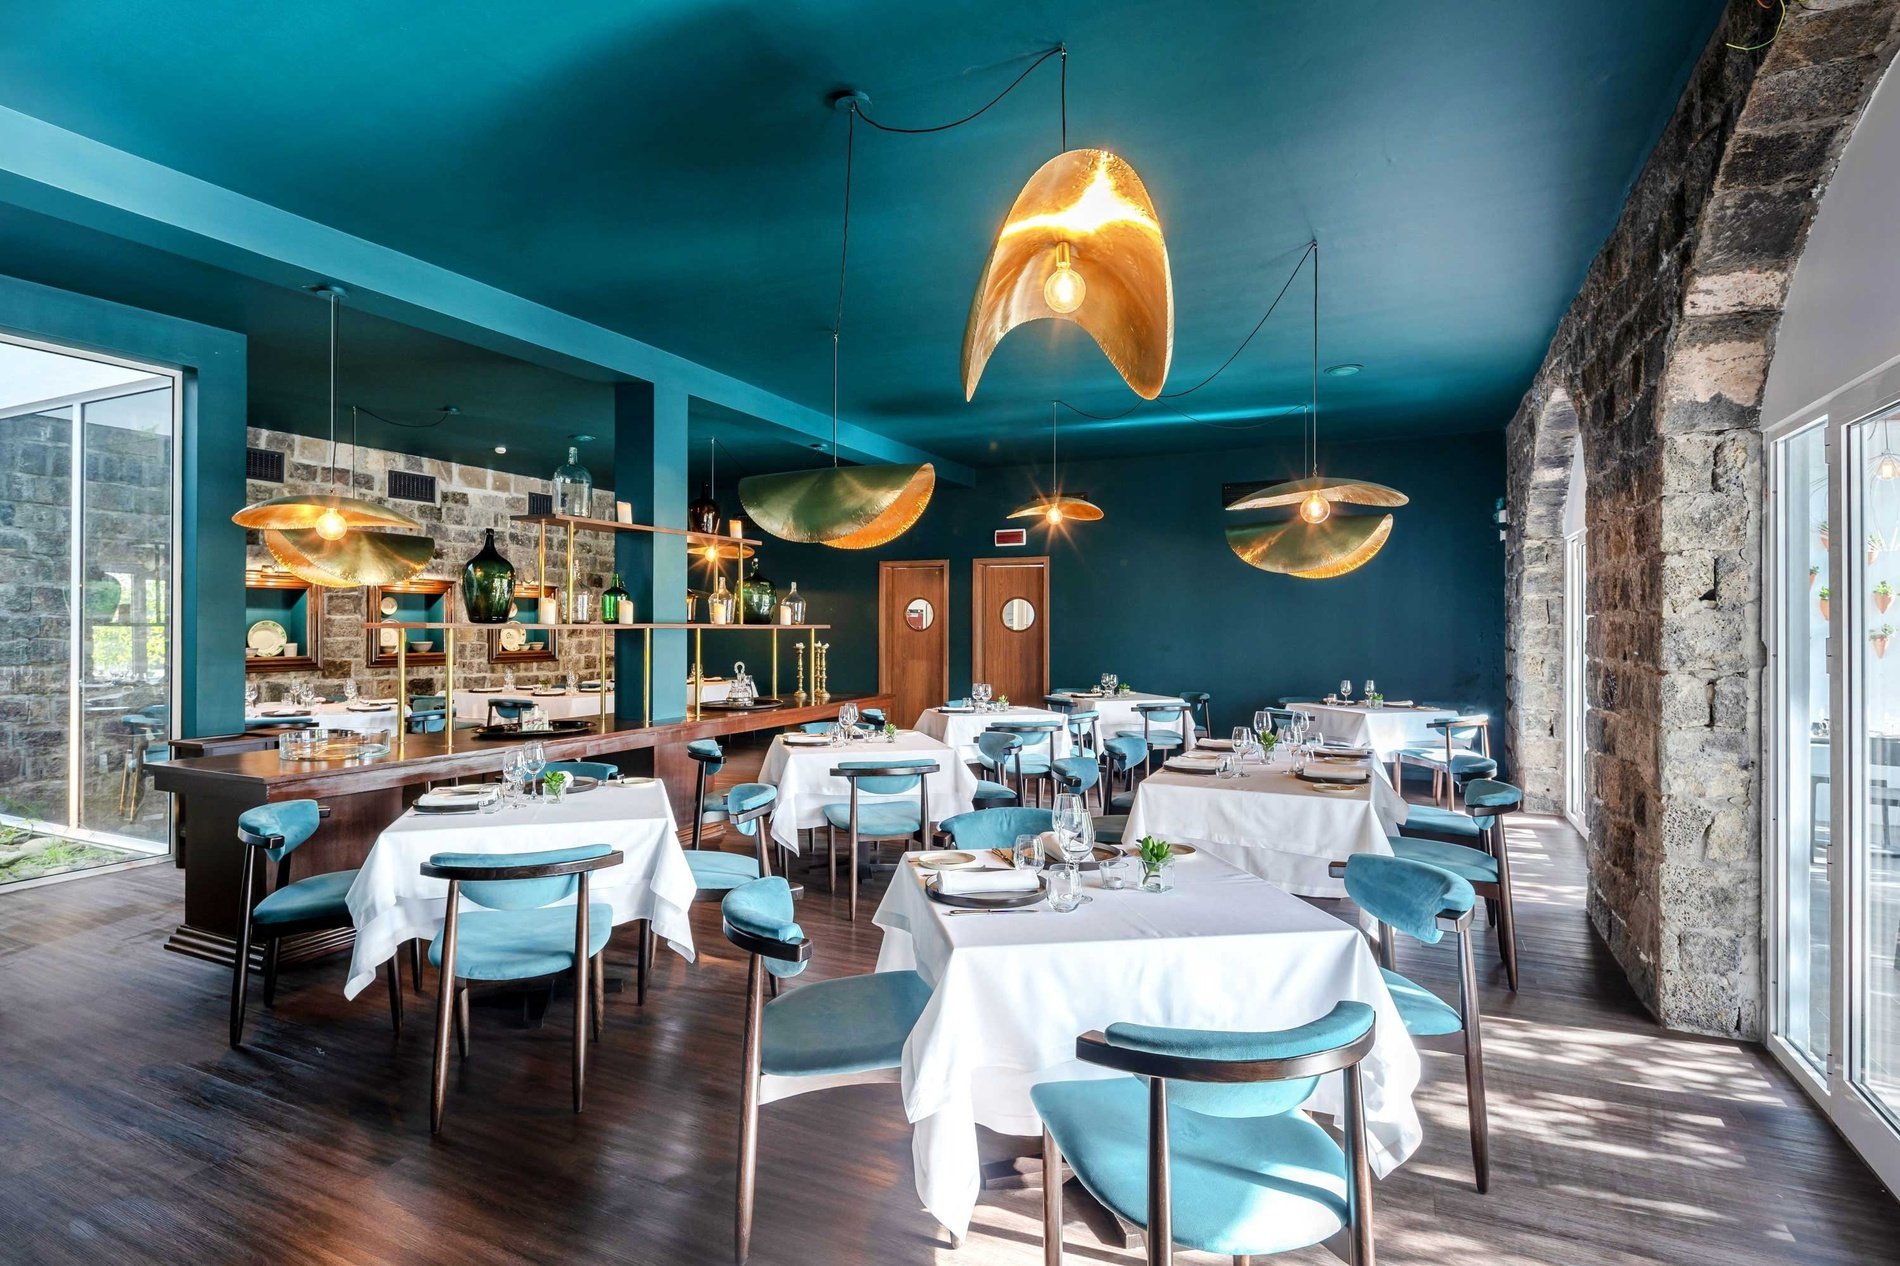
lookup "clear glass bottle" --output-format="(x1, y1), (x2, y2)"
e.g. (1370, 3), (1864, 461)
(601, 571), (629, 624)
(707, 573), (735, 625)
(777, 582), (806, 625)
(552, 445), (594, 518)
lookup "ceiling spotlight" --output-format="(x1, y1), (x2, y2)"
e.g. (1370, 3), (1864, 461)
(568, 433), (595, 443)
(493, 445), (508, 455)
(1324, 363), (1363, 377)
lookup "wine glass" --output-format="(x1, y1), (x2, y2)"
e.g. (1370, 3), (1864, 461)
(1364, 678), (1377, 701)
(839, 701), (861, 737)
(1052, 792), (1085, 838)
(1339, 679), (1352, 702)
(501, 749), (527, 804)
(244, 682), (258, 710)
(972, 683), (992, 710)
(344, 679), (358, 703)
(522, 741), (547, 797)
(1013, 833), (1045, 874)
(1099, 673), (1114, 694)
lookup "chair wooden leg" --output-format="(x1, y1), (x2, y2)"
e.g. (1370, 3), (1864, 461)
(262, 937), (282, 1006)
(573, 942), (588, 1114)
(455, 985), (471, 1060)
(409, 940), (424, 995)
(430, 978), (455, 1135)
(1042, 1127), (1065, 1266)
(1492, 827), (1520, 994)
(1458, 930), (1490, 1193)
(638, 920), (652, 1006)
(592, 951), (605, 1040)
(1147, 1076), (1172, 1266)
(827, 824), (837, 895)
(229, 925), (254, 1048)
(849, 823), (860, 922)
(386, 958), (404, 1039)
(736, 955), (765, 1265)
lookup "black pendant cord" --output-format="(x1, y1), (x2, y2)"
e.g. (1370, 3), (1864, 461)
(830, 103), (857, 468)
(853, 45), (1066, 137)
(327, 290), (340, 491)
(1310, 241), (1321, 479)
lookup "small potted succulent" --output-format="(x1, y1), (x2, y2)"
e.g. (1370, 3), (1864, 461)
(542, 769), (572, 803)
(1809, 564), (1819, 591)
(1875, 624), (1895, 660)
(1136, 835), (1175, 893)
(1872, 531), (1887, 566)
(1820, 586), (1832, 621)
(881, 721), (898, 743)
(1878, 581), (1894, 615)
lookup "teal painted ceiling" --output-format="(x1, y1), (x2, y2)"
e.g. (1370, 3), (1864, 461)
(0, 0), (1724, 468)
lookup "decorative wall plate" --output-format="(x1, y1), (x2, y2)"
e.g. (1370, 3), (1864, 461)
(498, 626), (527, 652)
(247, 620), (288, 657)
(379, 596), (398, 616)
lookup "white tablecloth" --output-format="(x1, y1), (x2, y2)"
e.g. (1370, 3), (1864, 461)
(451, 689), (617, 723)
(911, 707), (1073, 766)
(1051, 690), (1198, 749)
(1121, 757), (1408, 897)
(245, 702), (402, 734)
(757, 731), (977, 853)
(1304, 703), (1456, 763)
(342, 781), (694, 998)
(873, 850), (1421, 1239)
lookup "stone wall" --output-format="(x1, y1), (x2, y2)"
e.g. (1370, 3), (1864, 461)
(1504, 0), (1900, 1035)
(244, 427), (619, 699)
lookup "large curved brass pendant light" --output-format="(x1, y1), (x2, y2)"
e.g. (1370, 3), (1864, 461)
(739, 92), (933, 550)
(1225, 245), (1404, 578)
(1010, 403), (1102, 525)
(961, 49), (1172, 401)
(234, 286), (434, 587)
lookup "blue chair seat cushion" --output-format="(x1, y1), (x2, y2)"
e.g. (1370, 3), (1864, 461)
(1395, 803), (1485, 841)
(251, 868), (357, 926)
(1389, 836), (1499, 885)
(1117, 727), (1186, 750)
(1109, 790), (1136, 812)
(686, 849), (763, 890)
(429, 902), (614, 981)
(1401, 748), (1498, 776)
(1052, 755), (1101, 790)
(972, 779), (1018, 804)
(1031, 1076), (1348, 1256)
(761, 969), (932, 1077)
(821, 801), (924, 837)
(1092, 815), (1128, 844)
(1381, 966), (1463, 1037)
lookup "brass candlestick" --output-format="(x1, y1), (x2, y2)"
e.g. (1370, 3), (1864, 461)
(814, 641), (831, 704)
(793, 643), (809, 706)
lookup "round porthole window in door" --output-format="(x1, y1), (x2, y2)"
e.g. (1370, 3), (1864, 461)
(1000, 597), (1036, 631)
(905, 597), (936, 631)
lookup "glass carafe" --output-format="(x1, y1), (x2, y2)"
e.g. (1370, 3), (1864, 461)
(707, 574), (735, 625)
(552, 445), (594, 518)
(777, 581), (806, 625)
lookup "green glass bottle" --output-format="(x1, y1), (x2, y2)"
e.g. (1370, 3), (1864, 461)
(742, 558), (776, 621)
(601, 571), (630, 624)
(461, 528), (515, 624)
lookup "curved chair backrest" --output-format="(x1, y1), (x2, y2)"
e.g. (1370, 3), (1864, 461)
(408, 695), (448, 733)
(422, 843), (620, 910)
(1134, 702), (1187, 718)
(989, 719), (1060, 755)
(1042, 694), (1076, 713)
(799, 720), (837, 735)
(941, 806), (1054, 852)
(975, 730), (1022, 772)
(1081, 1000), (1377, 1118)
(834, 757), (939, 796)
(861, 708), (887, 728)
(1463, 778), (1522, 829)
(1343, 854), (1475, 945)
(488, 697), (535, 722)
(1428, 714), (1490, 752)
(1104, 734), (1147, 773)
(687, 737), (725, 773)
(1179, 691), (1212, 731)
(722, 876), (811, 979)
(724, 782), (777, 837)
(236, 799), (323, 863)
(545, 760), (616, 782)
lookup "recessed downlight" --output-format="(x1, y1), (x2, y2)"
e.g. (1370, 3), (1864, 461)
(494, 445), (507, 455)
(1324, 363), (1363, 377)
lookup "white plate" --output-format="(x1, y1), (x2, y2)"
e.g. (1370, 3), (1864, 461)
(917, 851), (981, 871)
(497, 626), (527, 652)
(379, 596), (399, 616)
(246, 619), (287, 656)
(1310, 782), (1362, 795)
(782, 733), (831, 746)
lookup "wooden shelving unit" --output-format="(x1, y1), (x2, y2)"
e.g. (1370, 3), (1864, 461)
(508, 511), (759, 549)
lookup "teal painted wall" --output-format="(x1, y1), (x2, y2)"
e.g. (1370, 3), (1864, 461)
(0, 271), (247, 740)
(737, 431), (1506, 753)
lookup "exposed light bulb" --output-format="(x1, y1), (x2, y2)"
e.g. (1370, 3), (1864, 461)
(314, 507), (349, 541)
(1045, 502), (1064, 524)
(1878, 452), (1900, 480)
(1299, 491), (1332, 525)
(1043, 242), (1087, 314)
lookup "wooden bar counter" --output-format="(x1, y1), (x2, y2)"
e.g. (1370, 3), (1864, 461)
(151, 693), (893, 965)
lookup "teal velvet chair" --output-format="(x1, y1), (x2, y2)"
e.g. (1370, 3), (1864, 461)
(1051, 753), (1104, 814)
(1394, 714), (1496, 807)
(723, 877), (932, 1264)
(406, 695), (447, 734)
(231, 799), (402, 1047)
(986, 718), (1062, 806)
(1179, 690), (1212, 737)
(1104, 734), (1149, 810)
(420, 843), (623, 1133)
(486, 696), (535, 725)
(1277, 696), (1324, 706)
(1334, 852), (1490, 1192)
(1395, 778), (1524, 990)
(688, 737), (731, 850)
(1118, 702), (1189, 769)
(941, 806), (1053, 854)
(1032, 1001), (1379, 1265)
(1065, 707), (1102, 758)
(821, 758), (938, 922)
(544, 759), (618, 782)
(973, 730), (1024, 809)
(861, 708), (887, 728)
(1042, 693), (1076, 714)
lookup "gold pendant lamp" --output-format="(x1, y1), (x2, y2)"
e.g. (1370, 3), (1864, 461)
(1010, 403), (1103, 525)
(233, 286), (434, 587)
(961, 48), (1172, 401)
(1225, 244), (1403, 578)
(739, 91), (934, 550)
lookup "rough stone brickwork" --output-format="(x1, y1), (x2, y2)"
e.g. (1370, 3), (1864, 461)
(1504, 0), (1900, 1035)
(244, 427), (619, 699)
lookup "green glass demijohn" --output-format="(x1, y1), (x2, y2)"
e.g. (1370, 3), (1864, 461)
(741, 558), (776, 621)
(461, 528), (516, 623)
(601, 572), (630, 623)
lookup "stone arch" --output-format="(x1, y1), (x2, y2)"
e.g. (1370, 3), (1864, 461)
(1505, 387), (1580, 814)
(1503, 0), (1900, 1036)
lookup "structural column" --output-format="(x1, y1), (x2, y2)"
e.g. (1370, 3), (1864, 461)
(613, 380), (688, 723)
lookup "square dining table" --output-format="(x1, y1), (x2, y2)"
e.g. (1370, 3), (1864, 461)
(1303, 702), (1457, 763)
(1049, 689), (1199, 750)
(911, 705), (1073, 765)
(341, 779), (695, 999)
(1121, 755), (1408, 897)
(757, 729), (977, 854)
(872, 849), (1421, 1242)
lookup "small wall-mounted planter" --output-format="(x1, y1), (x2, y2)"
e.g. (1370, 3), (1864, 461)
(1876, 585), (1893, 615)
(1820, 592), (1832, 621)
(1875, 632), (1892, 660)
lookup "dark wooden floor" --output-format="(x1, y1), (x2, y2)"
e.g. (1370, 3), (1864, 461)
(2, 784), (1895, 1264)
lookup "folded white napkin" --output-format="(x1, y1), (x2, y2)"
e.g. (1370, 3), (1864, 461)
(1195, 738), (1234, 750)
(936, 868), (1041, 896)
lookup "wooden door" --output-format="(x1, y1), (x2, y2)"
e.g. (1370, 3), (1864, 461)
(879, 560), (949, 728)
(972, 557), (1050, 707)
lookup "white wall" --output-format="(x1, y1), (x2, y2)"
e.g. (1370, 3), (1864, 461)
(1761, 59), (1900, 429)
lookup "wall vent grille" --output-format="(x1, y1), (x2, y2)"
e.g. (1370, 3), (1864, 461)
(387, 470), (437, 504)
(246, 447), (285, 483)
